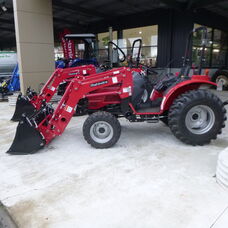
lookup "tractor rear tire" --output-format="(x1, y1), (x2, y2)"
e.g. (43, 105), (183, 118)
(83, 111), (121, 149)
(168, 89), (226, 146)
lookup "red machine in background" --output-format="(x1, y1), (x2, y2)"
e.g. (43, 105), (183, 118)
(11, 65), (97, 121)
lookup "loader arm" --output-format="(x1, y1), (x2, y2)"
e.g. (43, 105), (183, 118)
(11, 65), (96, 121)
(7, 67), (133, 154)
(30, 64), (96, 109)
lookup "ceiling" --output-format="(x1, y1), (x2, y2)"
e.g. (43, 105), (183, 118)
(1, 0), (228, 49)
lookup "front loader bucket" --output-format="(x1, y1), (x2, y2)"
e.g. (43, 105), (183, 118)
(7, 116), (45, 155)
(11, 94), (36, 121)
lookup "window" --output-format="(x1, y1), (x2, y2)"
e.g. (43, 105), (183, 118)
(212, 29), (228, 67)
(122, 25), (158, 67)
(97, 31), (117, 62)
(192, 24), (228, 68)
(97, 31), (117, 49)
(97, 25), (158, 67)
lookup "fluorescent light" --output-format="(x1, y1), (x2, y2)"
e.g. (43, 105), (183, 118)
(213, 49), (220, 53)
(2, 6), (7, 12)
(0, 1), (7, 12)
(1, 5), (7, 11)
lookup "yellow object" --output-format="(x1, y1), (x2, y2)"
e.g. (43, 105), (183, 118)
(1, 81), (7, 87)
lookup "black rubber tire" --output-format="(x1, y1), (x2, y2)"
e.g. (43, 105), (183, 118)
(83, 111), (121, 149)
(160, 117), (169, 126)
(168, 89), (226, 146)
(211, 70), (228, 90)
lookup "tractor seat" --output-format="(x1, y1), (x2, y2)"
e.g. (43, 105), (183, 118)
(131, 71), (147, 108)
(154, 73), (181, 93)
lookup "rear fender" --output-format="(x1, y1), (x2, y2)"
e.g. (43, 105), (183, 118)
(161, 80), (216, 111)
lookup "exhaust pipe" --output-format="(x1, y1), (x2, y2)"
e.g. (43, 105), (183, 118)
(7, 115), (46, 155)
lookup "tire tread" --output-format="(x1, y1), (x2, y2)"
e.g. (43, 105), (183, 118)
(83, 111), (121, 148)
(168, 89), (226, 145)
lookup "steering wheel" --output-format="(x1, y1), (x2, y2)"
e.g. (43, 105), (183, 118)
(108, 41), (126, 63)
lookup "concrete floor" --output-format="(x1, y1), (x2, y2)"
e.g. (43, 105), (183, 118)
(0, 90), (228, 228)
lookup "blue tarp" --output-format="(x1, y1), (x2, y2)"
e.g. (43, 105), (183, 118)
(7, 64), (20, 92)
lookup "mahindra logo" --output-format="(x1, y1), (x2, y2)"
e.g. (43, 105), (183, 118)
(68, 72), (79, 76)
(90, 80), (108, 87)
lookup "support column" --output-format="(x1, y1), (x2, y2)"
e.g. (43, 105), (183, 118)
(157, 10), (194, 68)
(13, 0), (54, 94)
(170, 11), (194, 68)
(157, 10), (173, 68)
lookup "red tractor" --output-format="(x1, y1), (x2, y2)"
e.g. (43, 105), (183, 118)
(10, 38), (132, 121)
(7, 27), (227, 155)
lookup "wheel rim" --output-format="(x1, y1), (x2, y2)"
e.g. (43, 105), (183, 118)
(185, 105), (215, 135)
(141, 89), (149, 103)
(90, 121), (114, 144)
(216, 75), (228, 87)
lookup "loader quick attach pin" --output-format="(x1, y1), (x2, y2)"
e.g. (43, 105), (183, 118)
(7, 115), (46, 155)
(11, 94), (36, 122)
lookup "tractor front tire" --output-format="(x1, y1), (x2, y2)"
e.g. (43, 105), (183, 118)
(168, 89), (226, 146)
(83, 111), (121, 149)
